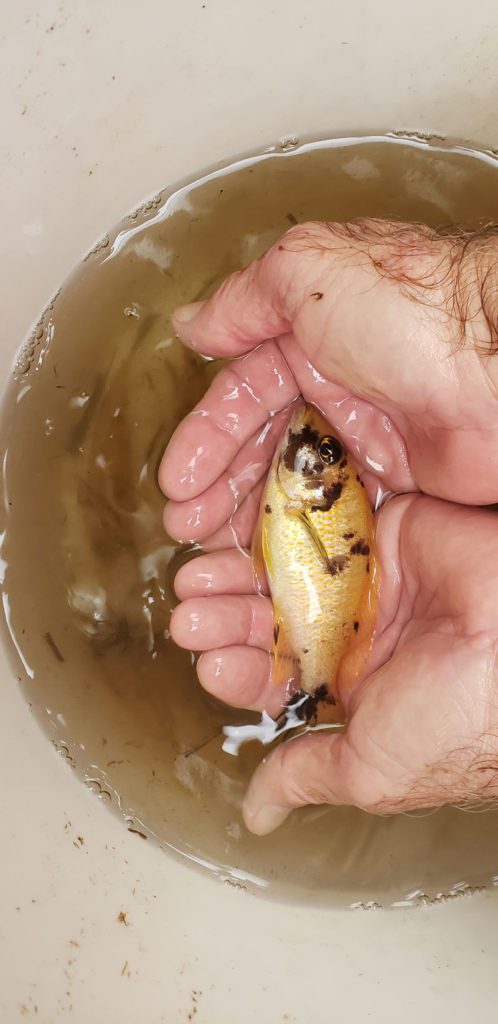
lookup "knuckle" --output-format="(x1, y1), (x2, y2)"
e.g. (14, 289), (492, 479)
(268, 221), (325, 262)
(263, 222), (328, 312)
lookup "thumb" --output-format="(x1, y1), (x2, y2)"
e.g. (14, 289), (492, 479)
(242, 729), (360, 835)
(171, 223), (322, 358)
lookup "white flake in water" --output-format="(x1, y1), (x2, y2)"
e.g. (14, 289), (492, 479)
(222, 695), (343, 755)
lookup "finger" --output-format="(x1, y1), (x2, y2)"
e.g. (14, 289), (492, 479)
(158, 339), (297, 501)
(174, 549), (267, 599)
(169, 594), (273, 651)
(243, 730), (357, 835)
(197, 647), (286, 715)
(171, 248), (291, 356)
(172, 223), (336, 357)
(201, 479), (264, 551)
(164, 408), (290, 543)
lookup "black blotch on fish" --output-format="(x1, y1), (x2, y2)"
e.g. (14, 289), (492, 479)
(350, 539), (370, 556)
(312, 683), (337, 711)
(282, 683), (337, 728)
(273, 623), (280, 644)
(285, 690), (312, 722)
(327, 554), (349, 576)
(282, 424), (320, 472)
(264, 503), (272, 514)
(343, 531), (354, 540)
(311, 480), (343, 512)
(307, 683), (336, 720)
(310, 291), (323, 300)
(366, 560), (370, 573)
(354, 621), (359, 632)
(302, 647), (309, 654)
(339, 457), (348, 469)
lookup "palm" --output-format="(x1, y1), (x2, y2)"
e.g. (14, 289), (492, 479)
(169, 483), (498, 817)
(331, 496), (498, 814)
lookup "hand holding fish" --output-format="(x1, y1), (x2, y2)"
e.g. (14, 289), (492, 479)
(160, 219), (498, 834)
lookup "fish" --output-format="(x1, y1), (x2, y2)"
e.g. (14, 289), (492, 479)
(252, 401), (377, 725)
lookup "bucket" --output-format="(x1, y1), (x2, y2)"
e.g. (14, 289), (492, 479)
(2, 2), (498, 1020)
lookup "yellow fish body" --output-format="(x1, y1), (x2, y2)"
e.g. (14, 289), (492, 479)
(253, 402), (376, 722)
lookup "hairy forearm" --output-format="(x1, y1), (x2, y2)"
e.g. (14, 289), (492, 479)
(316, 218), (498, 356)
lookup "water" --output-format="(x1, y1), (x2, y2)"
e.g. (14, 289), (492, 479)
(3, 133), (498, 908)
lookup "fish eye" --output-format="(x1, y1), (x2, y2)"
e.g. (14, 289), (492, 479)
(318, 436), (343, 465)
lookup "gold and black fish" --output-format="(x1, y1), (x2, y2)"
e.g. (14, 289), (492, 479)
(253, 402), (377, 723)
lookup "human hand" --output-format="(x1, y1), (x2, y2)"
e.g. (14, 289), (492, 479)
(170, 496), (498, 833)
(159, 220), (498, 833)
(162, 219), (498, 513)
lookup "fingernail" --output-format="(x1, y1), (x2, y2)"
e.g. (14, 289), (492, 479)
(245, 803), (290, 836)
(173, 300), (205, 325)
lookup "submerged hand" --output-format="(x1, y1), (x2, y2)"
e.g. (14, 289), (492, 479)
(170, 496), (498, 833)
(159, 219), (498, 833)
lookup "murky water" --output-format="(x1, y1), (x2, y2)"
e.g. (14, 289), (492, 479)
(2, 134), (498, 908)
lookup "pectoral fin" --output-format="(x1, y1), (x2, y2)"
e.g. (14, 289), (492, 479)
(272, 613), (299, 689)
(251, 503), (269, 595)
(297, 510), (331, 573)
